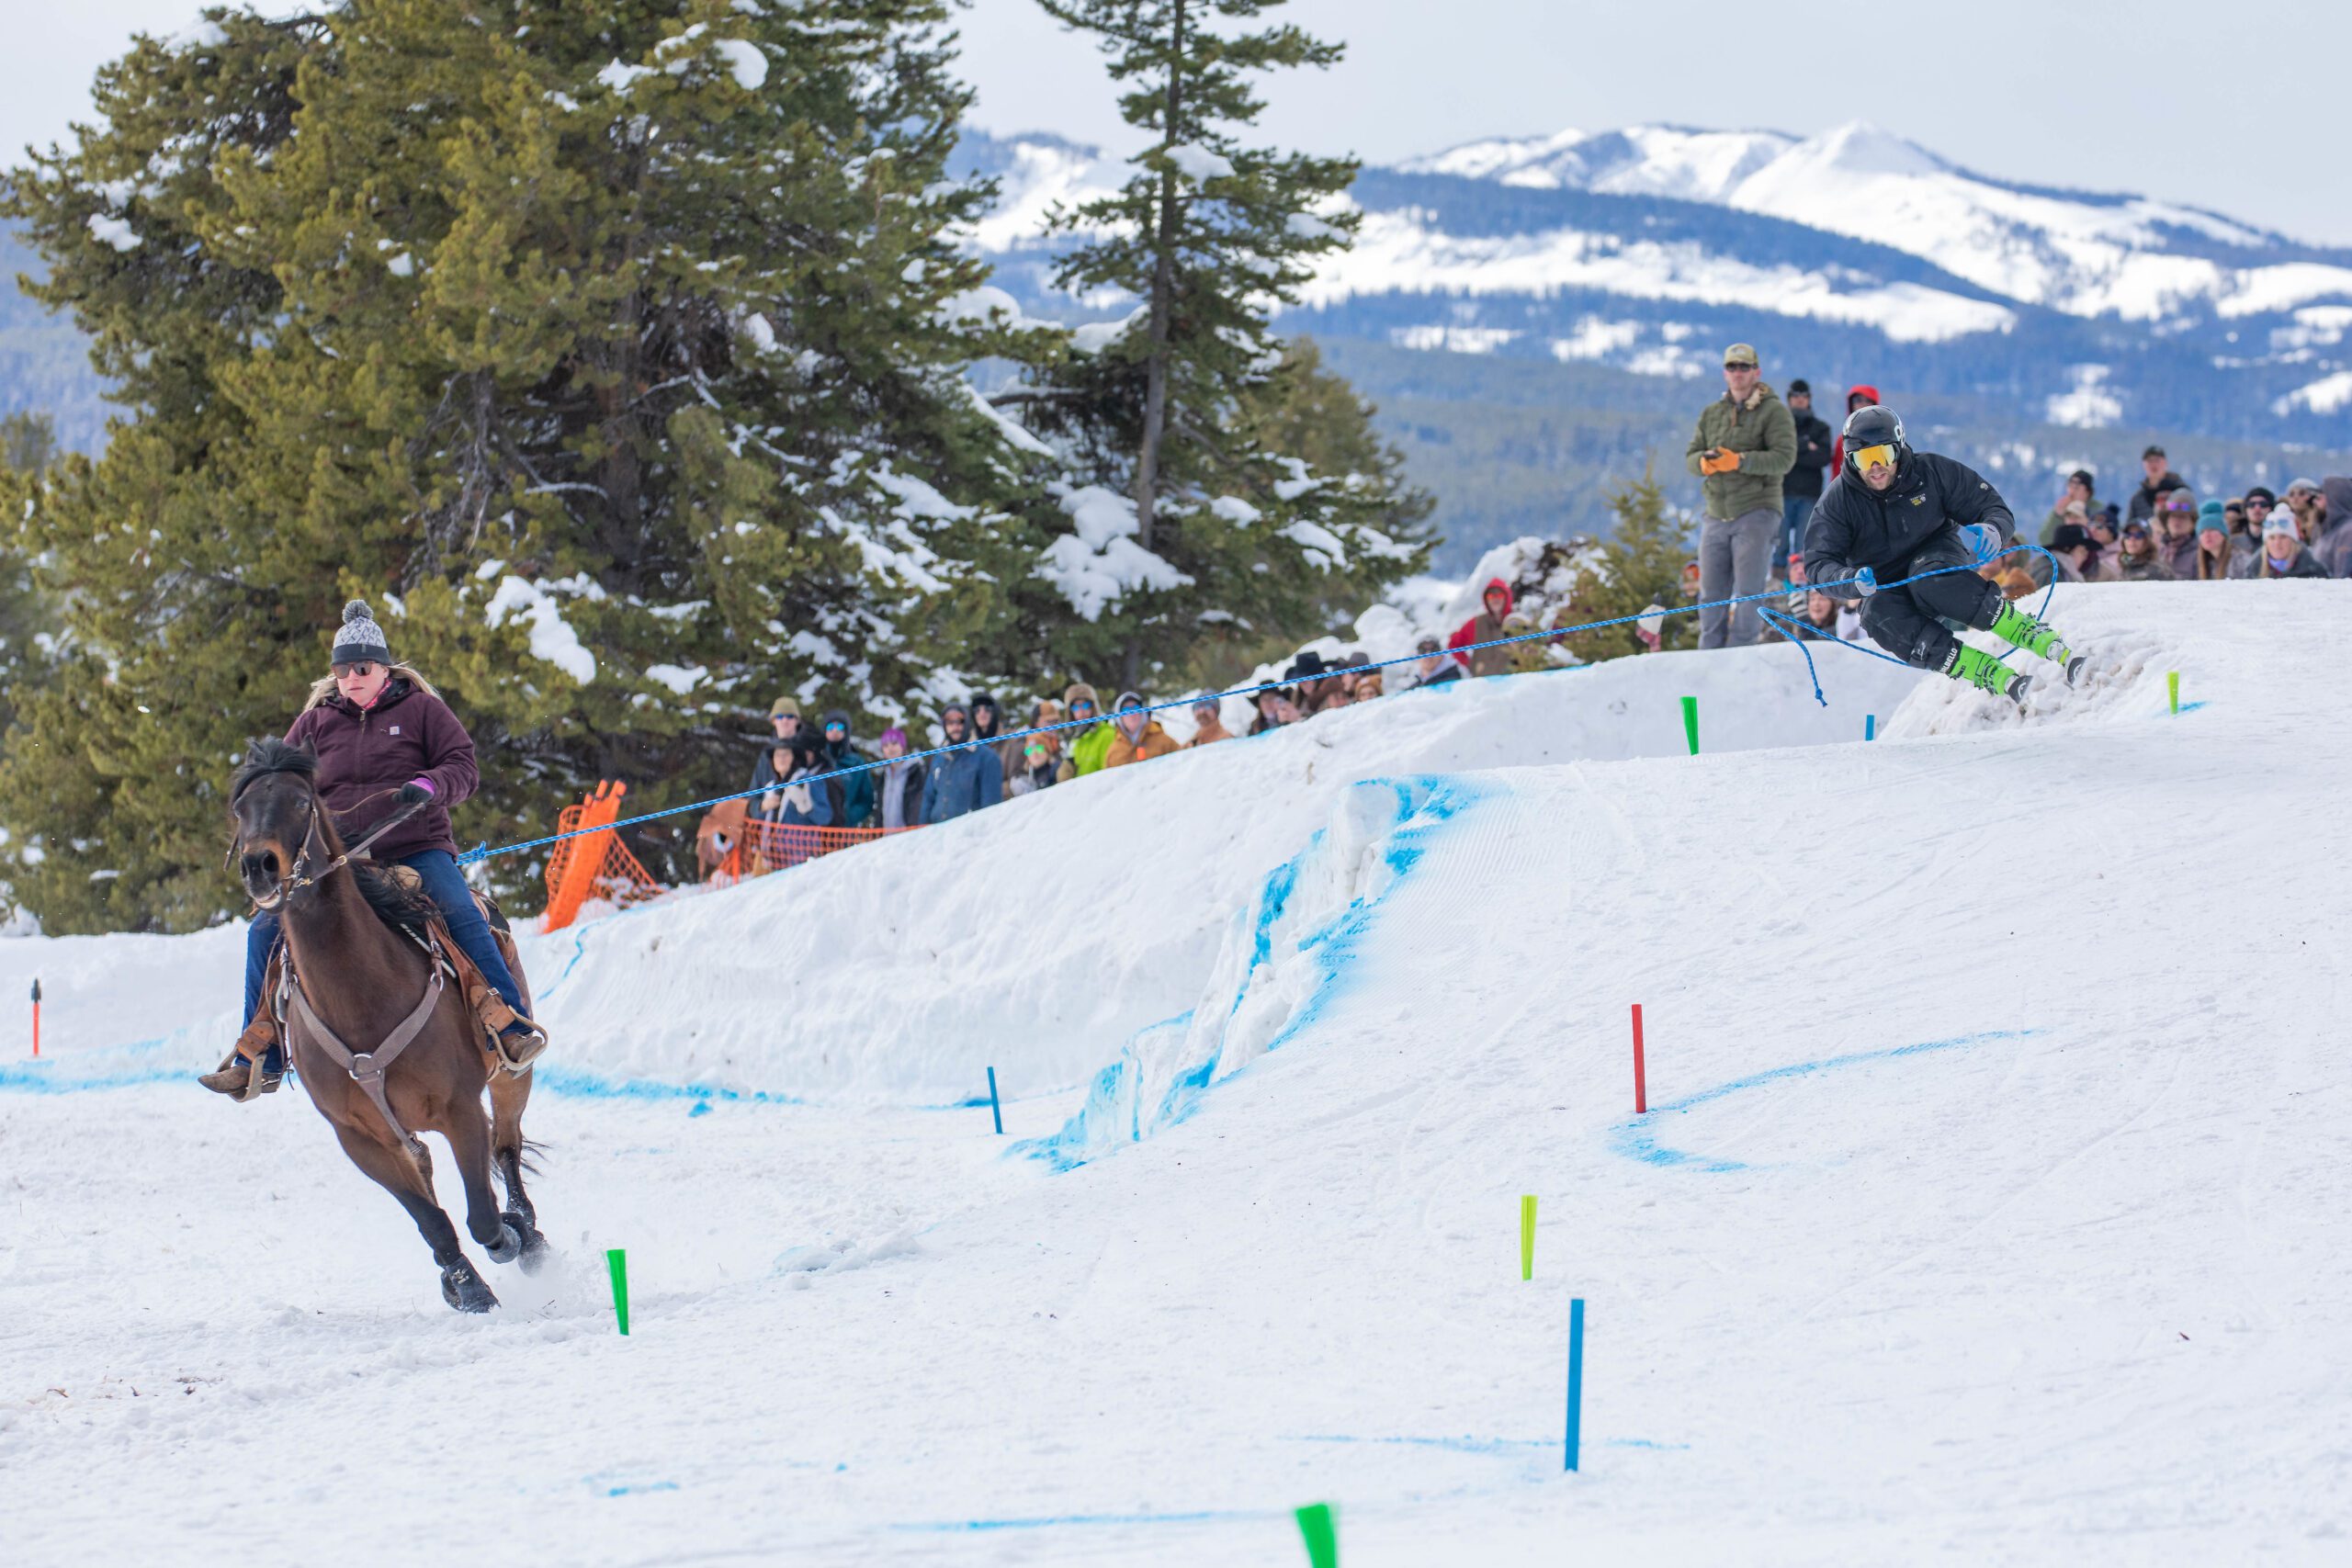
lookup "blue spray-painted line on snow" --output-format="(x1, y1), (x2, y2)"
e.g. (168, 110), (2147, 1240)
(1611, 1028), (2044, 1172)
(890, 1507), (1276, 1533)
(0, 1049), (1080, 1114)
(1015, 775), (1490, 1171)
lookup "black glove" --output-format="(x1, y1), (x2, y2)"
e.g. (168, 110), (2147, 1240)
(398, 780), (435, 807)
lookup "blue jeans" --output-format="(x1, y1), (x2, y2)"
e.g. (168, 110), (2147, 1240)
(243, 849), (526, 1071)
(1781, 495), (1817, 581)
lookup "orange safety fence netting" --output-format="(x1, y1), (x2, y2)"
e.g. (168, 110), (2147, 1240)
(697, 814), (919, 886)
(541, 780), (664, 932)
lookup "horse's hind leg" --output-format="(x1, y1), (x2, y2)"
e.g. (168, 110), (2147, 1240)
(488, 1067), (549, 1273)
(333, 1123), (498, 1313)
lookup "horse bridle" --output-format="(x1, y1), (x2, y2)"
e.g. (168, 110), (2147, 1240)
(231, 784), (429, 912)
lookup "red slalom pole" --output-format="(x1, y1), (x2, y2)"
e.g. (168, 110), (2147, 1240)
(1630, 1002), (1645, 1114)
(29, 977), (40, 1059)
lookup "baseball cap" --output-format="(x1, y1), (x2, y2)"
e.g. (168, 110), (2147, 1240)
(2068, 468), (2095, 487)
(2142, 444), (2166, 460)
(1723, 343), (1759, 368)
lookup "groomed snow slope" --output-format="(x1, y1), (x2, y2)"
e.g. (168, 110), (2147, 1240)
(5, 582), (2349, 1565)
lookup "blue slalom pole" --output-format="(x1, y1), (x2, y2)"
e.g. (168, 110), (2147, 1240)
(1865, 714), (1876, 741)
(1565, 1297), (1585, 1472)
(987, 1066), (1002, 1135)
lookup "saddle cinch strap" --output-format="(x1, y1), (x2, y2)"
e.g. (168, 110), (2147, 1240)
(281, 941), (447, 1158)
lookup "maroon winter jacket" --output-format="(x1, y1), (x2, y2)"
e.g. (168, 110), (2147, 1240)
(283, 678), (480, 862)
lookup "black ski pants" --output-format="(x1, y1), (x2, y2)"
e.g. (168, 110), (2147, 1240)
(1859, 530), (2005, 671)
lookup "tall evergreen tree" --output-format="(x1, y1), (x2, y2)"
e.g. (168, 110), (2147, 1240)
(1558, 464), (1697, 663)
(1014, 0), (1430, 688)
(0, 1), (1054, 931)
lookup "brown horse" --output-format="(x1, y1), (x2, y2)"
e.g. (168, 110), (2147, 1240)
(229, 738), (548, 1312)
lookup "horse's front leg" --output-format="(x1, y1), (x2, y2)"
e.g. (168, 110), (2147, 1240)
(331, 1122), (498, 1313)
(443, 1099), (521, 1265)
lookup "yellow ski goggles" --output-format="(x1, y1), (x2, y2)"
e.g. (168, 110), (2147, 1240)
(1849, 442), (1899, 472)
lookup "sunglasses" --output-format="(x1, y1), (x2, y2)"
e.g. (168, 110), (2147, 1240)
(1071, 701), (1096, 714)
(333, 661), (379, 678)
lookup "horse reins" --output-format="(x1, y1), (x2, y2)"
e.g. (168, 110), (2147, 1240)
(242, 789), (429, 912)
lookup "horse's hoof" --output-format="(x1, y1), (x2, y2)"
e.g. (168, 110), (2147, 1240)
(440, 1260), (499, 1313)
(505, 1213), (551, 1276)
(486, 1221), (523, 1266)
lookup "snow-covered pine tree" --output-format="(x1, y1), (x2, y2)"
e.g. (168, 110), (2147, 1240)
(0, 1), (1051, 931)
(1558, 464), (1697, 662)
(1012, 0), (1430, 690)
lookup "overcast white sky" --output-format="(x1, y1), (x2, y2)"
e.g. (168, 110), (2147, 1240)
(10, 1), (2350, 245)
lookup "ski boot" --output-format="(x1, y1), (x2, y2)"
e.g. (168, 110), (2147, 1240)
(1988, 602), (2086, 685)
(1944, 643), (2030, 704)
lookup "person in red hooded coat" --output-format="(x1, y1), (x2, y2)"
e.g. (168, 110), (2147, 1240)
(1447, 577), (1517, 678)
(1828, 383), (1882, 477)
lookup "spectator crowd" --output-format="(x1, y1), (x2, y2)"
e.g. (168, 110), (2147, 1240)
(1679, 344), (2350, 650)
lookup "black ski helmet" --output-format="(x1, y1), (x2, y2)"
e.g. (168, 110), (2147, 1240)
(1842, 404), (1907, 471)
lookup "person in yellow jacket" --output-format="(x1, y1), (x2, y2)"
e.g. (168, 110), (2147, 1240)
(1057, 681), (1115, 779)
(1102, 691), (1182, 768)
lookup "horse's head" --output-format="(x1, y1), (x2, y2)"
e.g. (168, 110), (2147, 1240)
(229, 738), (324, 908)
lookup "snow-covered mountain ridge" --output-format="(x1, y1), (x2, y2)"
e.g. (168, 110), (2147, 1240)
(957, 121), (2352, 446)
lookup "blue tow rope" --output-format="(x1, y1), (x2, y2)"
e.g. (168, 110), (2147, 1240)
(457, 544), (2064, 868)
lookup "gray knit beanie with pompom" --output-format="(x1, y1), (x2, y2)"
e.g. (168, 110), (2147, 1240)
(331, 599), (392, 666)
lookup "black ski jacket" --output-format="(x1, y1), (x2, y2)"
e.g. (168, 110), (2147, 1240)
(1785, 409), (1835, 500)
(1804, 451), (2016, 601)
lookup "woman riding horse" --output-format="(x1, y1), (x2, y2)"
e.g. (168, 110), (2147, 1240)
(200, 600), (547, 1098)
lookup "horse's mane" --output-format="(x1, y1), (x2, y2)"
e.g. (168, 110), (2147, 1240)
(232, 736), (318, 800)
(351, 863), (441, 937)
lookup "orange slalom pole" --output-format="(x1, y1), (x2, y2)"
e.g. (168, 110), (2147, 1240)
(29, 976), (40, 1058)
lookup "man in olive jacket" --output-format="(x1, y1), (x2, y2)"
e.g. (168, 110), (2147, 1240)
(1684, 343), (1797, 647)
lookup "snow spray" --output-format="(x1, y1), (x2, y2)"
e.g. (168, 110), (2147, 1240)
(987, 1066), (1003, 1135)
(28, 977), (38, 1058)
(1521, 1195), (1537, 1281)
(1294, 1502), (1338, 1568)
(2168, 671), (2179, 715)
(1680, 696), (1699, 755)
(1565, 1298), (1586, 1472)
(606, 1247), (630, 1336)
(1630, 1004), (1647, 1115)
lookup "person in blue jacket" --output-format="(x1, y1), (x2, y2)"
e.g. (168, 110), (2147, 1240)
(921, 702), (1002, 823)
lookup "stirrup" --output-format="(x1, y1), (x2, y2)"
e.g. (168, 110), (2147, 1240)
(491, 1018), (550, 1076)
(198, 1049), (282, 1101)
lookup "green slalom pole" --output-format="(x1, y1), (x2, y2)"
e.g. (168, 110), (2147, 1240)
(1521, 1194), (1537, 1281)
(1295, 1502), (1337, 1568)
(2167, 671), (2179, 715)
(1681, 695), (1699, 755)
(607, 1247), (631, 1336)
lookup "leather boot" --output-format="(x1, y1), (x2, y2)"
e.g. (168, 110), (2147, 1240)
(198, 1019), (285, 1100)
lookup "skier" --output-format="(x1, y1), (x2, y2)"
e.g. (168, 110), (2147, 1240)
(1804, 405), (2084, 702)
